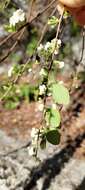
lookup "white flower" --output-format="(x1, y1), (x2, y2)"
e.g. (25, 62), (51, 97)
(16, 88), (21, 94)
(52, 103), (56, 109)
(28, 146), (35, 156)
(57, 39), (61, 46)
(39, 84), (46, 95)
(31, 127), (38, 138)
(39, 68), (47, 76)
(32, 135), (38, 148)
(58, 80), (64, 84)
(51, 38), (61, 48)
(32, 136), (38, 146)
(51, 38), (56, 45)
(50, 38), (56, 51)
(48, 92), (52, 96)
(58, 61), (64, 69)
(44, 42), (51, 50)
(9, 9), (25, 27)
(28, 68), (32, 73)
(37, 44), (43, 51)
(54, 50), (58, 55)
(8, 66), (13, 77)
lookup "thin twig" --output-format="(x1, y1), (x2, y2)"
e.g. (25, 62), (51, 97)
(79, 26), (85, 63)
(0, 0), (36, 64)
(0, 0), (56, 48)
(0, 56), (31, 101)
(69, 26), (85, 93)
(37, 6), (58, 47)
(43, 7), (64, 121)
(27, 0), (36, 21)
(0, 141), (31, 157)
(0, 30), (24, 63)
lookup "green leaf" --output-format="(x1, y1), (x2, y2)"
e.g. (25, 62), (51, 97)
(50, 108), (61, 128)
(20, 84), (30, 98)
(4, 100), (19, 109)
(4, 24), (16, 33)
(40, 138), (46, 149)
(26, 37), (38, 56)
(46, 129), (60, 145)
(52, 83), (70, 105)
(48, 16), (59, 27)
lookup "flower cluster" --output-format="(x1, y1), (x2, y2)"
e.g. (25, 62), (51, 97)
(37, 38), (61, 56)
(58, 61), (64, 68)
(8, 64), (21, 77)
(39, 84), (46, 95)
(9, 9), (26, 27)
(8, 65), (14, 77)
(54, 60), (64, 69)
(39, 68), (47, 77)
(28, 128), (39, 156)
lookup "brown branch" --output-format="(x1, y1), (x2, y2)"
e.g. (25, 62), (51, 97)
(0, 0), (56, 64)
(42, 7), (64, 121)
(37, 6), (58, 47)
(0, 55), (32, 101)
(0, 0), (36, 64)
(69, 26), (85, 93)
(0, 29), (25, 63)
(79, 26), (85, 63)
(27, 0), (36, 21)
(0, 0), (56, 47)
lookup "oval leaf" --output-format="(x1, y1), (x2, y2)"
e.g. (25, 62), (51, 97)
(40, 138), (46, 150)
(46, 129), (60, 145)
(50, 108), (61, 127)
(52, 83), (70, 105)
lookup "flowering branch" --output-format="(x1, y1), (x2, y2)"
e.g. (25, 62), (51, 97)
(1, 0), (83, 158)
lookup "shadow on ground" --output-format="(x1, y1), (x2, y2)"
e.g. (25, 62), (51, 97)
(24, 132), (85, 190)
(76, 177), (85, 190)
